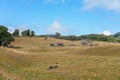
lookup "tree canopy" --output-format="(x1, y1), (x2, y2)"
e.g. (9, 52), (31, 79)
(59, 34), (117, 42)
(21, 29), (35, 37)
(0, 25), (15, 47)
(113, 32), (120, 38)
(13, 29), (20, 37)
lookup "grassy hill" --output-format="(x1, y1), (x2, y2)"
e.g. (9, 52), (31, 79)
(0, 37), (120, 80)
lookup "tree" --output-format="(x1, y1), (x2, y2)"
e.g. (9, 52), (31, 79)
(55, 32), (61, 38)
(13, 29), (20, 37)
(21, 29), (30, 37)
(21, 29), (36, 37)
(31, 31), (35, 36)
(113, 32), (120, 38)
(0, 25), (15, 47)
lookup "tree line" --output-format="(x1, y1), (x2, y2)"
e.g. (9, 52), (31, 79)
(13, 29), (35, 37)
(0, 25), (35, 47)
(39, 32), (120, 43)
(59, 34), (120, 43)
(1, 24), (120, 47)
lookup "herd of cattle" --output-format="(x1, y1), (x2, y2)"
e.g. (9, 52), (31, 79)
(50, 42), (64, 47)
(50, 42), (99, 47)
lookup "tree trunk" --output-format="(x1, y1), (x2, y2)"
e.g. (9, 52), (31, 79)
(2, 41), (8, 47)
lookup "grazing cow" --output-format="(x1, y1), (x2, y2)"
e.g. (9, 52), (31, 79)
(58, 43), (64, 46)
(50, 42), (64, 47)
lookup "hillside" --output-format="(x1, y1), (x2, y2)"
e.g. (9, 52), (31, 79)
(0, 37), (120, 80)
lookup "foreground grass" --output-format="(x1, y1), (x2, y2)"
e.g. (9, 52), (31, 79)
(0, 37), (120, 80)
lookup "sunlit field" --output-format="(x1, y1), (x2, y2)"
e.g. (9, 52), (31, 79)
(0, 37), (120, 80)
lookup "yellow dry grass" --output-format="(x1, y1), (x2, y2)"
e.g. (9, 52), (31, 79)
(0, 37), (120, 80)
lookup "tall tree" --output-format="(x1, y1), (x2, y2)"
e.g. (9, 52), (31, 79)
(13, 29), (20, 37)
(31, 31), (35, 36)
(55, 32), (61, 38)
(21, 29), (30, 37)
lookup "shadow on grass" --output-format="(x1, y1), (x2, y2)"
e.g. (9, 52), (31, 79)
(7, 46), (22, 49)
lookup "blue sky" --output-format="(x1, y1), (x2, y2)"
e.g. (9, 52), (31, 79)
(0, 0), (120, 35)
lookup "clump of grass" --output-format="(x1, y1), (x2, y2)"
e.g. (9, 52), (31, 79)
(0, 77), (4, 80)
(8, 78), (12, 80)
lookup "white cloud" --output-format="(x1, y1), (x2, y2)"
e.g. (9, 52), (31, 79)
(15, 25), (29, 35)
(45, 21), (67, 33)
(100, 30), (112, 36)
(7, 25), (28, 34)
(82, 0), (120, 12)
(8, 26), (15, 33)
(16, 25), (28, 31)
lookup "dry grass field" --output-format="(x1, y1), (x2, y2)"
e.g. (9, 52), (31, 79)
(0, 37), (120, 80)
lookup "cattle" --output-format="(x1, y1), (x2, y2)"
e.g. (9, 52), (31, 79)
(50, 42), (64, 47)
